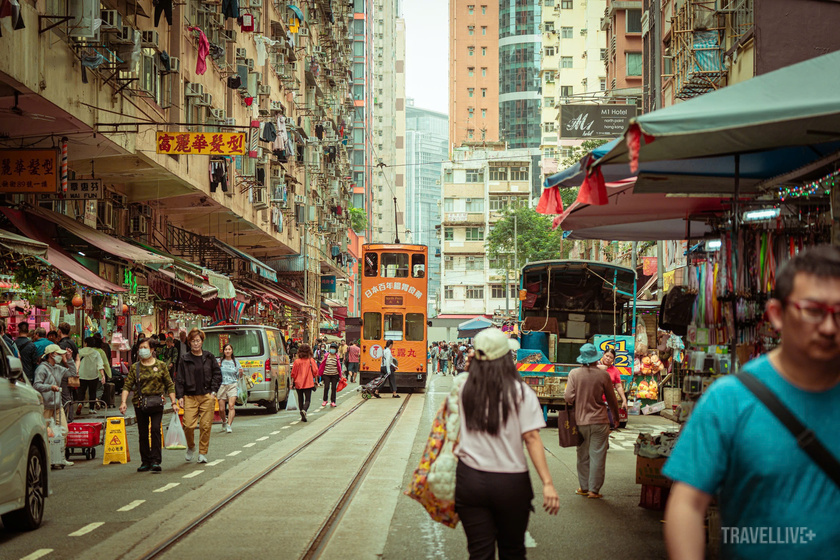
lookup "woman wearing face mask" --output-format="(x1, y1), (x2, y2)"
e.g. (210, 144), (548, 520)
(318, 343), (343, 408)
(120, 338), (178, 472)
(314, 343), (327, 386)
(217, 344), (244, 433)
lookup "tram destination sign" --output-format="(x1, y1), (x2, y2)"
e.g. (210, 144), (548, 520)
(559, 104), (637, 139)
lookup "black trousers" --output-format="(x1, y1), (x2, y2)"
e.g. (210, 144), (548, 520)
(381, 366), (397, 393)
(322, 375), (339, 403)
(153, 0), (172, 26)
(454, 462), (534, 560)
(296, 388), (312, 411)
(136, 408), (163, 466)
(78, 378), (99, 410)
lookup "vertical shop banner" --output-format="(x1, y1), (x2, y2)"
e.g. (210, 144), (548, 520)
(321, 275), (336, 293)
(642, 257), (658, 276)
(156, 132), (247, 155)
(593, 334), (635, 379)
(0, 149), (59, 193)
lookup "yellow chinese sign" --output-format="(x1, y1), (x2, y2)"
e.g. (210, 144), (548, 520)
(156, 132), (247, 155)
(663, 270), (676, 294)
(0, 149), (58, 193)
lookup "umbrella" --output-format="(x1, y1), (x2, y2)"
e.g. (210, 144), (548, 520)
(457, 316), (495, 339)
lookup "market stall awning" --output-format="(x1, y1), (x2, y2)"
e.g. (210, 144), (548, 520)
(155, 268), (218, 300)
(557, 181), (723, 241)
(593, 50), (840, 192)
(0, 228), (48, 257)
(544, 137), (622, 188)
(457, 316), (495, 339)
(242, 279), (307, 309)
(27, 206), (171, 266)
(0, 208), (125, 292)
(213, 239), (278, 282)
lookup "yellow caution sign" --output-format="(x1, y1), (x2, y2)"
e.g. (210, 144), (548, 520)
(103, 417), (130, 464)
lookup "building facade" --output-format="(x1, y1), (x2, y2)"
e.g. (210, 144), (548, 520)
(405, 102), (448, 312)
(449, 0), (501, 148)
(499, 0), (542, 149)
(439, 144), (537, 318)
(1, 0), (359, 341)
(603, 0), (643, 102)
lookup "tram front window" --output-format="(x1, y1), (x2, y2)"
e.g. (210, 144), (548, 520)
(364, 253), (378, 277)
(384, 313), (404, 340)
(405, 313), (425, 341)
(363, 312), (382, 340)
(381, 253), (409, 277)
(411, 254), (425, 278)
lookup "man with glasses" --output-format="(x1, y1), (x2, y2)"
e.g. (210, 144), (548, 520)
(663, 245), (840, 559)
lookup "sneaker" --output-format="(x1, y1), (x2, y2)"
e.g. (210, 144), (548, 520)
(220, 422), (228, 433)
(62, 459), (74, 466)
(330, 402), (337, 407)
(300, 410), (307, 422)
(322, 401), (328, 407)
(151, 464), (162, 472)
(225, 424), (232, 433)
(392, 394), (401, 398)
(137, 464), (152, 472)
(185, 447), (196, 462)
(198, 454), (208, 464)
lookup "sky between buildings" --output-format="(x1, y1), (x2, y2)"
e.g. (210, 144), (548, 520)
(404, 0), (449, 115)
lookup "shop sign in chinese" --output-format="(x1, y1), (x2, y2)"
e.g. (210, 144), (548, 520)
(156, 132), (247, 155)
(642, 257), (658, 276)
(560, 104), (636, 139)
(65, 179), (103, 200)
(321, 275), (336, 293)
(0, 149), (58, 193)
(136, 285), (150, 301)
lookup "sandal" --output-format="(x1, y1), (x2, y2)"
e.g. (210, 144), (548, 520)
(587, 492), (603, 499)
(575, 489), (589, 496)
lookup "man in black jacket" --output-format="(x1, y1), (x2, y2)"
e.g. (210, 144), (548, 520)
(175, 328), (221, 465)
(14, 322), (39, 383)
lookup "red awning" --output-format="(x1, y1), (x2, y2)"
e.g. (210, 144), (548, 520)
(435, 314), (493, 320)
(1, 208), (126, 293)
(243, 279), (308, 309)
(555, 180), (724, 241)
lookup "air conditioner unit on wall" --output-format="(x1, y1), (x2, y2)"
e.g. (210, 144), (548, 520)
(185, 83), (204, 97)
(298, 28), (309, 37)
(253, 187), (268, 209)
(209, 108), (226, 119)
(97, 201), (115, 230)
(221, 29), (237, 42)
(196, 92), (213, 106)
(141, 31), (160, 49)
(258, 84), (271, 96)
(100, 10), (122, 30)
(236, 48), (247, 59)
(168, 57), (180, 72)
(130, 216), (148, 234)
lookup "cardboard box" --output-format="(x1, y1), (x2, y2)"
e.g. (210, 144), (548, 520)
(568, 313), (585, 322)
(642, 401), (666, 415)
(636, 456), (672, 487)
(566, 320), (587, 339)
(639, 484), (671, 510)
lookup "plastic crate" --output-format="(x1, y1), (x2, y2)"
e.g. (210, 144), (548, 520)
(67, 422), (103, 448)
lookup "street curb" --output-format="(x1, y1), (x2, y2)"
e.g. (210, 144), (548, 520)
(81, 407), (175, 426)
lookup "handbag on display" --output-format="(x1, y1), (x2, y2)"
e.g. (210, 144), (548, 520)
(558, 404), (583, 447)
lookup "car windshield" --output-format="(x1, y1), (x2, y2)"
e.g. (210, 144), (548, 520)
(203, 329), (265, 359)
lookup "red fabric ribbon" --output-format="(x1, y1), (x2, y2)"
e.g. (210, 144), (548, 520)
(535, 186), (564, 215)
(574, 165), (608, 206)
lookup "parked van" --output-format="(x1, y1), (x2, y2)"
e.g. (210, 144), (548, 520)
(201, 325), (291, 413)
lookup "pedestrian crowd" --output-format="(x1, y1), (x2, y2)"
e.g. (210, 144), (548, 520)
(428, 341), (476, 376)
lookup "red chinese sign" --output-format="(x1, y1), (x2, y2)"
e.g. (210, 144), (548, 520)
(643, 257), (658, 277)
(0, 149), (58, 193)
(156, 132), (247, 155)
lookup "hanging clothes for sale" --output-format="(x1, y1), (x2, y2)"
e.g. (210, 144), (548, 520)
(159, 50), (171, 72)
(188, 27), (210, 75)
(80, 51), (106, 83)
(153, 0), (173, 26)
(261, 121), (277, 143)
(274, 116), (289, 153)
(209, 157), (228, 193)
(254, 35), (267, 66)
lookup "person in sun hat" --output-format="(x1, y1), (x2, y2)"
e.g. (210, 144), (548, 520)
(454, 328), (559, 558)
(564, 343), (621, 499)
(33, 344), (78, 468)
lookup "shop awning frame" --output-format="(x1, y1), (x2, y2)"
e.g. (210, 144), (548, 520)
(0, 228), (48, 257)
(213, 239), (278, 283)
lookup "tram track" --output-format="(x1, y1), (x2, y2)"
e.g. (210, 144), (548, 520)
(139, 394), (412, 560)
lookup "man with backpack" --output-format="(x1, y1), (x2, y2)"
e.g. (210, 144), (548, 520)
(14, 322), (38, 383)
(663, 246), (840, 559)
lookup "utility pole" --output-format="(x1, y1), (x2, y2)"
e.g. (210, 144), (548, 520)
(393, 196), (400, 244)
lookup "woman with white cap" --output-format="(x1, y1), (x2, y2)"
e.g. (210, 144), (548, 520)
(455, 328), (559, 559)
(564, 343), (621, 499)
(33, 344), (77, 468)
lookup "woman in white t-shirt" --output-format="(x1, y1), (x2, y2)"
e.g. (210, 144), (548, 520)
(455, 328), (559, 559)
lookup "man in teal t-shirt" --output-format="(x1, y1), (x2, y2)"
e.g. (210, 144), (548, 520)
(663, 246), (840, 560)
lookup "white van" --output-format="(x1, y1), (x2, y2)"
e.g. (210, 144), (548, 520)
(202, 325), (291, 413)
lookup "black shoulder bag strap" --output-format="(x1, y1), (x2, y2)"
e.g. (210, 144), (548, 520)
(737, 372), (840, 490)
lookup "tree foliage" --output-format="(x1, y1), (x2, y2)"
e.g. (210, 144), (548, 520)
(349, 207), (368, 233)
(486, 207), (569, 270)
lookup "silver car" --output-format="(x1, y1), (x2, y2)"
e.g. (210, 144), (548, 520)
(0, 339), (49, 531)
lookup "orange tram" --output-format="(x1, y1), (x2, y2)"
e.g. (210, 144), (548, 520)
(359, 243), (429, 390)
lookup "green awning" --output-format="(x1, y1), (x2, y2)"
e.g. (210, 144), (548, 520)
(597, 50), (840, 167)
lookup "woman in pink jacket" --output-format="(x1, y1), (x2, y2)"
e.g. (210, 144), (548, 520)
(290, 344), (317, 422)
(318, 343), (343, 408)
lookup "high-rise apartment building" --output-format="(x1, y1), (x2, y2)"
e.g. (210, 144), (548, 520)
(439, 144), (535, 317)
(405, 102), (449, 311)
(541, 0), (607, 160)
(499, 0), (542, 149)
(603, 0), (643, 102)
(450, 0), (500, 149)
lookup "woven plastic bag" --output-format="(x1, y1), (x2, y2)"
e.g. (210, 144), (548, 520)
(236, 375), (249, 406)
(285, 388), (298, 411)
(164, 414), (187, 450)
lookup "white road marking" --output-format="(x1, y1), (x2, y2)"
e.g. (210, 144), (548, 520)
(291, 421), (300, 425)
(183, 470), (204, 478)
(243, 442), (256, 448)
(68, 522), (104, 537)
(270, 431), (281, 435)
(207, 459), (224, 466)
(525, 531), (537, 548)
(117, 500), (145, 512)
(153, 483), (180, 493)
(256, 436), (269, 441)
(20, 549), (53, 560)
(227, 450), (242, 456)
(281, 426), (290, 429)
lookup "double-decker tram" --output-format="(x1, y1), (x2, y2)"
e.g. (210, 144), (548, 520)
(359, 244), (429, 390)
